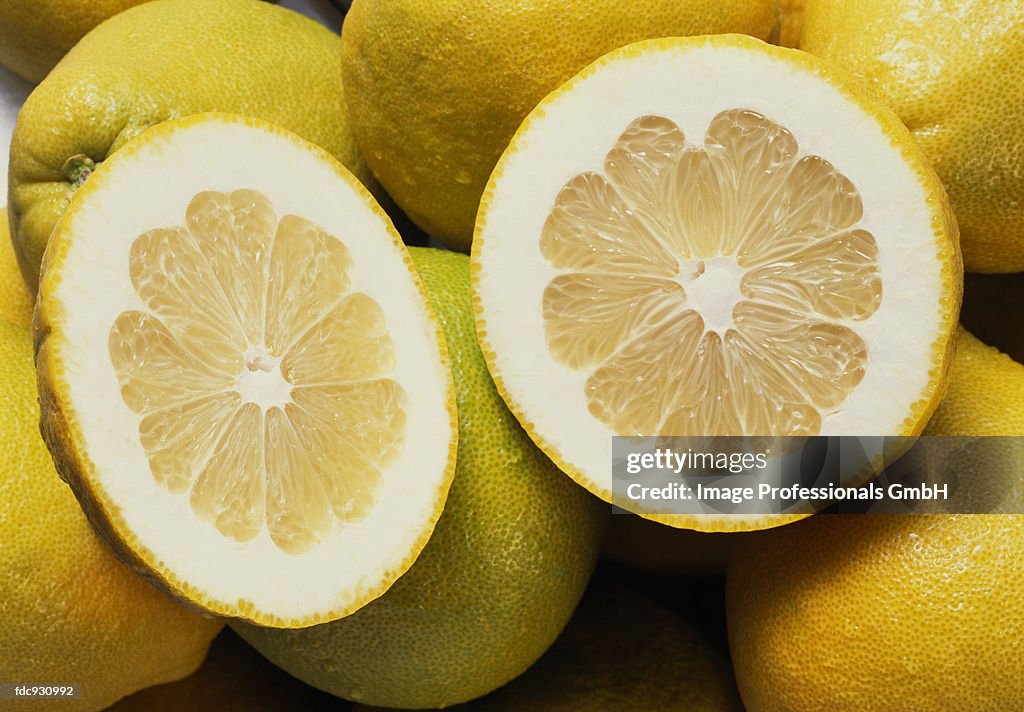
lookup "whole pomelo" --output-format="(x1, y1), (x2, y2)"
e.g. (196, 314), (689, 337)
(355, 579), (742, 711)
(0, 320), (222, 712)
(8, 0), (373, 290)
(340, 0), (779, 251)
(727, 328), (1024, 712)
(924, 327), (1024, 437)
(800, 0), (1024, 272)
(0, 0), (149, 84)
(233, 248), (609, 709)
(0, 208), (33, 329)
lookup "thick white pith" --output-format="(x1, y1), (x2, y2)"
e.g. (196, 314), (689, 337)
(475, 43), (949, 492)
(47, 118), (454, 622)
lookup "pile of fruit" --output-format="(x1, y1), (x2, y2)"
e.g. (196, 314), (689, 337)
(0, 0), (1021, 710)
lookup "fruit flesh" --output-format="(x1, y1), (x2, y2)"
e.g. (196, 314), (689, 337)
(727, 329), (1024, 711)
(0, 320), (223, 712)
(541, 109), (881, 436)
(233, 248), (608, 709)
(472, 35), (960, 532)
(108, 189), (405, 554)
(341, 0), (779, 250)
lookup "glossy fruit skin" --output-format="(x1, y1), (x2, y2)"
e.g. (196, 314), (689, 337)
(470, 34), (962, 537)
(355, 580), (743, 712)
(778, 0), (806, 47)
(801, 0), (1024, 273)
(340, 0), (778, 251)
(728, 329), (1024, 712)
(0, 208), (33, 330)
(8, 0), (374, 290)
(32, 113), (458, 629)
(0, 320), (222, 712)
(234, 248), (609, 709)
(0, 0), (148, 83)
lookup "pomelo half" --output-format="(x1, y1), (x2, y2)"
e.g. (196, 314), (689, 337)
(472, 35), (961, 531)
(36, 113), (458, 627)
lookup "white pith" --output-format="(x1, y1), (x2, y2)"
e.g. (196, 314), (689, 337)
(676, 257), (745, 335)
(474, 42), (948, 494)
(237, 346), (291, 410)
(46, 118), (454, 622)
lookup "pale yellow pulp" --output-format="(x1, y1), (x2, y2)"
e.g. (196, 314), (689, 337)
(541, 110), (881, 436)
(109, 190), (406, 554)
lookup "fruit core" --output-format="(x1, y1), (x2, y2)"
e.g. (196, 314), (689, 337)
(675, 256), (744, 334)
(540, 110), (882, 437)
(237, 347), (290, 410)
(108, 189), (406, 553)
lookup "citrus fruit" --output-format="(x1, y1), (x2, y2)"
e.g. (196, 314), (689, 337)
(340, 0), (779, 250)
(0, 207), (33, 329)
(9, 0), (373, 291)
(0, 319), (222, 712)
(35, 113), (458, 627)
(472, 35), (961, 532)
(355, 580), (742, 711)
(778, 0), (806, 48)
(925, 328), (1024, 438)
(0, 0), (148, 83)
(800, 0), (1024, 273)
(233, 248), (608, 709)
(912, 328), (1024, 515)
(727, 328), (1024, 712)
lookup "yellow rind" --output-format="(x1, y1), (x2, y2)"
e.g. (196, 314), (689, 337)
(231, 248), (609, 709)
(0, 207), (34, 329)
(0, 0), (148, 82)
(1, 319), (222, 712)
(470, 34), (961, 533)
(341, 0), (779, 251)
(726, 329), (1024, 711)
(35, 112), (459, 628)
(9, 0), (376, 291)
(777, 0), (805, 48)
(800, 0), (1024, 274)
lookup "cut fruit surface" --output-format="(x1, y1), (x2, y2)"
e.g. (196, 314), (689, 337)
(472, 35), (960, 531)
(36, 114), (457, 626)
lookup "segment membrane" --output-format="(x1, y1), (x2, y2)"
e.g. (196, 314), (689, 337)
(139, 392), (241, 494)
(186, 190), (276, 347)
(540, 172), (679, 277)
(264, 406), (332, 554)
(265, 215), (354, 358)
(542, 110), (881, 436)
(281, 294), (396, 386)
(543, 273), (685, 369)
(109, 190), (406, 552)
